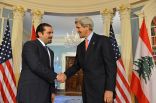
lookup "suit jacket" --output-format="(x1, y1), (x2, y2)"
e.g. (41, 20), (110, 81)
(17, 39), (57, 103)
(65, 33), (117, 103)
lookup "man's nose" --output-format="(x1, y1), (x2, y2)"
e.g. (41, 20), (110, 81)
(50, 34), (53, 37)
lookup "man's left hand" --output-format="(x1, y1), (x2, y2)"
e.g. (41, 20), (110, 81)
(104, 90), (113, 103)
(51, 93), (55, 103)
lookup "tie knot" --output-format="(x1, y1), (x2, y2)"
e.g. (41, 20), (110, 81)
(85, 39), (89, 44)
(44, 46), (48, 51)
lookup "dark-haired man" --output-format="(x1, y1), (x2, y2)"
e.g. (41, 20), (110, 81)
(17, 23), (57, 103)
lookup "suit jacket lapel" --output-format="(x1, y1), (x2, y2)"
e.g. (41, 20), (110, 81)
(35, 40), (50, 65)
(82, 40), (86, 56)
(86, 33), (96, 52)
(85, 33), (97, 60)
(36, 39), (48, 53)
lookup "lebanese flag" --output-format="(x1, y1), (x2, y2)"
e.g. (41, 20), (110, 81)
(130, 18), (156, 103)
(31, 24), (36, 40)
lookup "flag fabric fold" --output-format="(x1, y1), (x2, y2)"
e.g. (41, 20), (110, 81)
(0, 20), (17, 103)
(109, 24), (132, 103)
(31, 24), (36, 40)
(130, 18), (156, 103)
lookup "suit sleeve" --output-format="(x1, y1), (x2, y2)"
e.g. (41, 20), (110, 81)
(22, 41), (57, 84)
(64, 46), (81, 78)
(49, 49), (56, 94)
(102, 37), (117, 92)
(51, 82), (56, 94)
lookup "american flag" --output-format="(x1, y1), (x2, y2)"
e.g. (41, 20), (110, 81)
(0, 20), (17, 103)
(109, 24), (132, 103)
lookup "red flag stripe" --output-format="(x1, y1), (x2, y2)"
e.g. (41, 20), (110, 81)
(130, 72), (149, 103)
(115, 95), (122, 103)
(116, 76), (130, 103)
(0, 64), (16, 102)
(31, 25), (36, 40)
(115, 59), (132, 102)
(117, 58), (125, 70)
(139, 19), (152, 53)
(0, 72), (11, 103)
(2, 62), (17, 101)
(6, 60), (16, 86)
(117, 60), (131, 93)
(2, 62), (16, 95)
(0, 82), (8, 103)
(116, 72), (131, 101)
(0, 68), (16, 103)
(115, 87), (126, 103)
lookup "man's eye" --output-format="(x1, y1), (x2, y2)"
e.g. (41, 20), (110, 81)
(48, 32), (52, 34)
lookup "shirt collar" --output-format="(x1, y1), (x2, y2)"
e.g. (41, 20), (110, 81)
(86, 32), (93, 43)
(37, 38), (46, 46)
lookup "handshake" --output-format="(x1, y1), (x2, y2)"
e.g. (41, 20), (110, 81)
(56, 73), (67, 83)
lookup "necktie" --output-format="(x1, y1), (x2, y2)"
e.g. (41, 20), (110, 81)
(44, 46), (49, 54)
(44, 46), (48, 52)
(44, 46), (51, 67)
(85, 39), (88, 50)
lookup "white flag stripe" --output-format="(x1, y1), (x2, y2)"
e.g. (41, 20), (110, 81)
(134, 37), (152, 60)
(115, 87), (126, 103)
(117, 60), (130, 84)
(0, 71), (13, 103)
(9, 59), (13, 69)
(2, 61), (17, 95)
(133, 37), (153, 78)
(0, 93), (4, 103)
(116, 73), (131, 102)
(9, 59), (15, 73)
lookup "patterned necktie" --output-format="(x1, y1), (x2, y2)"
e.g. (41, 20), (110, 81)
(85, 39), (89, 50)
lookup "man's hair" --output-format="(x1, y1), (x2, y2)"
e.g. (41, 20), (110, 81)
(75, 16), (94, 31)
(36, 23), (52, 38)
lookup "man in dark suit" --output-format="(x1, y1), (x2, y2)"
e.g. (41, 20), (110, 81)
(17, 23), (57, 103)
(58, 17), (117, 103)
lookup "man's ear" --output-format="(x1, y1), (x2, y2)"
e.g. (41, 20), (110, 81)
(38, 32), (42, 37)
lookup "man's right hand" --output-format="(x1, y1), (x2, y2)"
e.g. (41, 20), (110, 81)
(56, 73), (67, 83)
